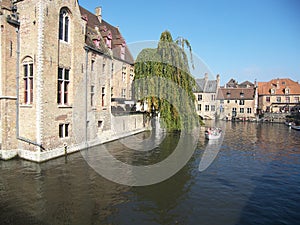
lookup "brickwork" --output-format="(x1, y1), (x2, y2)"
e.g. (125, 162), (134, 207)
(0, 0), (141, 161)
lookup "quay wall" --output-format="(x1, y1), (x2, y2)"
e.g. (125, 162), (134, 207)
(0, 114), (149, 162)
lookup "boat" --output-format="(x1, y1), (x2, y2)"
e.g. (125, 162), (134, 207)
(285, 121), (292, 126)
(205, 127), (222, 140)
(291, 124), (300, 131)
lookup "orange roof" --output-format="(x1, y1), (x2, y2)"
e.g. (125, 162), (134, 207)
(258, 78), (300, 95)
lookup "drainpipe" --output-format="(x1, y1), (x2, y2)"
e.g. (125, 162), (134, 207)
(9, 6), (44, 150)
(84, 46), (89, 147)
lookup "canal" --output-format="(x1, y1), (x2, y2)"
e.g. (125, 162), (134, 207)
(1, 122), (300, 225)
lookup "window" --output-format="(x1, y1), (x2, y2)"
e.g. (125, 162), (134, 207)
(240, 92), (244, 98)
(198, 94), (202, 101)
(59, 8), (70, 42)
(91, 60), (94, 71)
(10, 41), (13, 57)
(247, 108), (252, 114)
(295, 97), (299, 103)
(211, 105), (216, 111)
(285, 88), (290, 94)
(23, 59), (33, 104)
(59, 123), (69, 138)
(197, 104), (201, 111)
(102, 87), (105, 107)
(122, 67), (126, 82)
(270, 88), (275, 94)
(232, 107), (237, 117)
(240, 108), (244, 113)
(220, 106), (224, 113)
(227, 100), (230, 103)
(121, 88), (126, 98)
(239, 100), (245, 105)
(276, 97), (281, 103)
(220, 100), (224, 104)
(102, 63), (105, 74)
(91, 85), (95, 107)
(285, 97), (290, 103)
(211, 95), (215, 101)
(130, 68), (134, 82)
(205, 105), (209, 111)
(266, 96), (270, 102)
(57, 67), (70, 105)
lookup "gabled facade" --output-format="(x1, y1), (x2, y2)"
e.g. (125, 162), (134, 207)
(217, 79), (258, 121)
(258, 78), (300, 113)
(194, 74), (220, 120)
(0, 0), (139, 162)
(80, 6), (135, 109)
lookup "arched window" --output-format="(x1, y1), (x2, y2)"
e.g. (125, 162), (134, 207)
(59, 8), (70, 42)
(23, 57), (34, 104)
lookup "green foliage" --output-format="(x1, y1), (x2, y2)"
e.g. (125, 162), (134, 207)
(134, 31), (200, 131)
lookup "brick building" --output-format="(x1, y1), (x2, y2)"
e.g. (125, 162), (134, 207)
(0, 0), (137, 161)
(217, 79), (258, 121)
(194, 73), (220, 120)
(258, 78), (300, 113)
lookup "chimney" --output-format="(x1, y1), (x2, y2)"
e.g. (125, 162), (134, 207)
(95, 6), (102, 23)
(216, 74), (220, 88)
(204, 73), (208, 82)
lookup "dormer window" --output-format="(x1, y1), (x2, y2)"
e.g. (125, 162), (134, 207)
(285, 88), (290, 94)
(226, 91), (231, 97)
(93, 39), (100, 48)
(121, 43), (126, 60)
(270, 88), (275, 95)
(105, 32), (112, 49)
(240, 92), (244, 98)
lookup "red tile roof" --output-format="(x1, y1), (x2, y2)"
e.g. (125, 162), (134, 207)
(258, 78), (300, 95)
(79, 6), (134, 64)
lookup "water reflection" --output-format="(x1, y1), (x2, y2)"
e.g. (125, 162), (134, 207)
(1, 122), (300, 225)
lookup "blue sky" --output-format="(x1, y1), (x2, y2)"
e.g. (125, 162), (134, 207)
(79, 0), (300, 85)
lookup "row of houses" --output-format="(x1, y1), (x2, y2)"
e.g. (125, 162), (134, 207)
(0, 0), (140, 161)
(194, 75), (300, 121)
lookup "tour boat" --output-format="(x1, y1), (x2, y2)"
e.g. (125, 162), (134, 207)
(291, 124), (300, 131)
(205, 127), (222, 140)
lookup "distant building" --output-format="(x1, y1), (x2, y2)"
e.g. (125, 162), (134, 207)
(217, 79), (258, 120)
(194, 74), (220, 120)
(258, 78), (300, 113)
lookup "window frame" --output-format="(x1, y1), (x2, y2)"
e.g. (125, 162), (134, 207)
(59, 8), (70, 42)
(57, 67), (70, 105)
(59, 123), (69, 138)
(23, 58), (34, 105)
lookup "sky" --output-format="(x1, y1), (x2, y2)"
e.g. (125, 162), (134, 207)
(79, 0), (300, 85)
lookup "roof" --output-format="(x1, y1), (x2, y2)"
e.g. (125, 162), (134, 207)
(194, 78), (218, 93)
(79, 6), (134, 64)
(258, 78), (300, 95)
(217, 87), (255, 100)
(239, 81), (254, 88)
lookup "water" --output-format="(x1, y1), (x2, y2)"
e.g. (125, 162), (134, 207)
(1, 122), (300, 225)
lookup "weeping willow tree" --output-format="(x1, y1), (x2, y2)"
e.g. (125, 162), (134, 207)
(134, 31), (201, 131)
